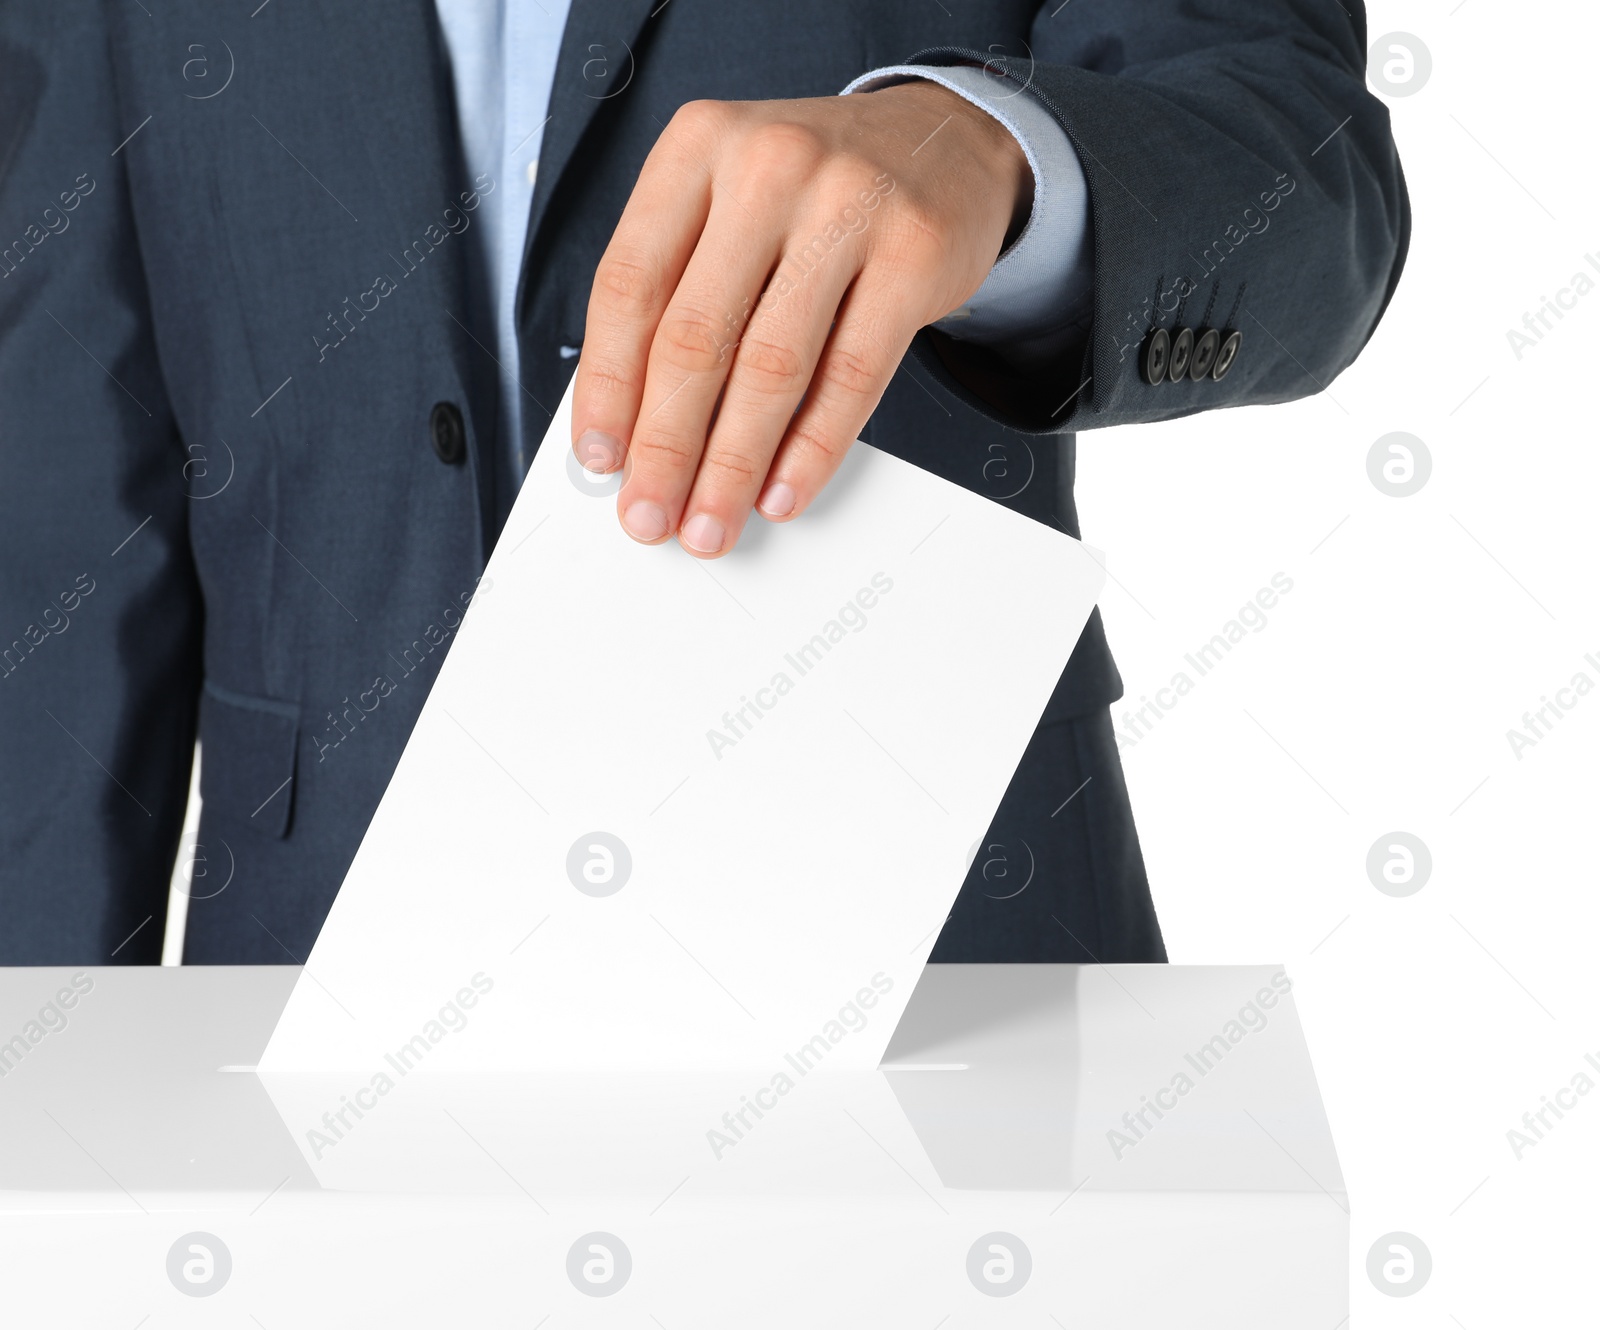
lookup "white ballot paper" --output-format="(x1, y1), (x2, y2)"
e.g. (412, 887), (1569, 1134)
(261, 381), (1105, 1075)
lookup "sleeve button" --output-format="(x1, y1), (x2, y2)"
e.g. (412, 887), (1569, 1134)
(1141, 327), (1170, 385)
(1188, 328), (1221, 379)
(1167, 327), (1195, 382)
(1211, 330), (1243, 381)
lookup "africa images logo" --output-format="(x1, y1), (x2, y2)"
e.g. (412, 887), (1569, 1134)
(302, 973), (494, 1160)
(705, 573), (894, 759)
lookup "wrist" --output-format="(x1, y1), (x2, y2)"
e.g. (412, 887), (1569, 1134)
(875, 78), (1034, 246)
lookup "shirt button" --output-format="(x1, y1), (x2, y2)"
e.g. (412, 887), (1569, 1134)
(430, 401), (467, 464)
(526, 158), (539, 186)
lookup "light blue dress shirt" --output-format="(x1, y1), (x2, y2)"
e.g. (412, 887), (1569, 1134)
(433, 1), (1091, 475)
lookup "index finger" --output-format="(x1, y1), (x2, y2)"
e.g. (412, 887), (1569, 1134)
(572, 106), (722, 476)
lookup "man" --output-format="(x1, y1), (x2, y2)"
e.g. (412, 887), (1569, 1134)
(0, 1), (1407, 964)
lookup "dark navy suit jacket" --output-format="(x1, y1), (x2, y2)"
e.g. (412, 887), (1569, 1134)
(0, 1), (1407, 963)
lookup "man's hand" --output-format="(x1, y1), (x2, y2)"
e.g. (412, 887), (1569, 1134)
(571, 81), (1031, 557)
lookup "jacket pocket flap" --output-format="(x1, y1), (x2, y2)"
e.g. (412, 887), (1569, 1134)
(199, 682), (299, 838)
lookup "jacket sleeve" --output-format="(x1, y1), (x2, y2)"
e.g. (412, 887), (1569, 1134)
(0, 4), (201, 962)
(904, 0), (1410, 433)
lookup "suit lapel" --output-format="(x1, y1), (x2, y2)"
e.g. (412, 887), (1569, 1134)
(520, 0), (662, 279)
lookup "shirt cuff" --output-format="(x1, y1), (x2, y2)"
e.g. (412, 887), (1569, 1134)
(841, 62), (1094, 363)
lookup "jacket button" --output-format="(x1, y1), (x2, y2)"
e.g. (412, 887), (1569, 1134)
(430, 401), (467, 464)
(1167, 327), (1194, 382)
(1141, 327), (1170, 385)
(1211, 330), (1243, 381)
(1188, 328), (1221, 380)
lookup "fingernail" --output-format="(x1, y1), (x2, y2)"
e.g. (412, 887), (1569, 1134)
(622, 500), (669, 542)
(759, 481), (796, 518)
(680, 512), (725, 554)
(577, 429), (622, 473)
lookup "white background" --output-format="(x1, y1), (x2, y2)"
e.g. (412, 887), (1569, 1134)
(1077, 2), (1599, 1324)
(163, 2), (1597, 1321)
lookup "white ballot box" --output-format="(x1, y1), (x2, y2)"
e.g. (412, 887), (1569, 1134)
(0, 963), (1346, 1326)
